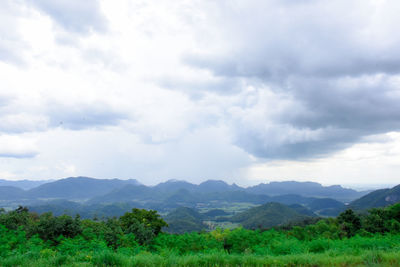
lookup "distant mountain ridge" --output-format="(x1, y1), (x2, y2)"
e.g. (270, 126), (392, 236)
(0, 177), (369, 202)
(247, 181), (366, 201)
(0, 177), (379, 217)
(28, 177), (141, 199)
(0, 179), (54, 190)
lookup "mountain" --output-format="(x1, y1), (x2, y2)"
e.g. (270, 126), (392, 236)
(196, 180), (242, 193)
(229, 202), (310, 229)
(246, 181), (368, 201)
(164, 189), (200, 205)
(0, 186), (26, 200)
(0, 179), (53, 190)
(28, 177), (140, 199)
(88, 184), (154, 204)
(350, 184), (400, 210)
(164, 207), (206, 234)
(153, 180), (197, 193)
(88, 186), (272, 210)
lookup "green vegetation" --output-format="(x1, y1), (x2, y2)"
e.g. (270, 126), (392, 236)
(1, 203), (400, 266)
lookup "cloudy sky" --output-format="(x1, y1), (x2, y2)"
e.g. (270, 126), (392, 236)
(1, 0), (400, 187)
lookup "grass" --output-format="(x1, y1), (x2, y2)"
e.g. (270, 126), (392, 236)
(1, 250), (400, 267)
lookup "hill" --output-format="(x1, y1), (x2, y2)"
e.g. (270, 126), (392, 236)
(0, 186), (26, 200)
(350, 184), (400, 210)
(88, 184), (154, 203)
(164, 207), (206, 234)
(229, 202), (310, 229)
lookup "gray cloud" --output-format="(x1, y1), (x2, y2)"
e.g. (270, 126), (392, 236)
(0, 151), (37, 159)
(47, 103), (128, 130)
(183, 0), (400, 160)
(28, 0), (107, 34)
(0, 97), (128, 134)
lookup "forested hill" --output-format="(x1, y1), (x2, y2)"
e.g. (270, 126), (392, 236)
(349, 184), (400, 210)
(228, 202), (311, 229)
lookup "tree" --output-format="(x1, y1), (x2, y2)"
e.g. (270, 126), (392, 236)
(119, 208), (167, 245)
(33, 213), (82, 243)
(337, 209), (361, 237)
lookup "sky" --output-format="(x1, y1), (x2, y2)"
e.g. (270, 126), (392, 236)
(1, 0), (400, 187)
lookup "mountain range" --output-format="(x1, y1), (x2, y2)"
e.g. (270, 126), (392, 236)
(1, 176), (399, 234)
(0, 177), (368, 201)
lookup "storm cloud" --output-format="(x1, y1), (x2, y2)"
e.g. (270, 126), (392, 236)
(183, 0), (400, 159)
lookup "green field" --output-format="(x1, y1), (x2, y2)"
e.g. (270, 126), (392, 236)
(1, 230), (400, 266)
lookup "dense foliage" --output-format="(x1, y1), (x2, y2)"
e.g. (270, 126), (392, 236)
(1, 203), (400, 266)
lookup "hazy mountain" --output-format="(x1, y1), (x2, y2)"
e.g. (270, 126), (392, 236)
(28, 177), (140, 199)
(350, 184), (400, 210)
(89, 186), (271, 208)
(0, 179), (53, 190)
(0, 177), (374, 218)
(246, 181), (368, 201)
(196, 180), (242, 193)
(0, 186), (26, 200)
(153, 179), (197, 193)
(164, 189), (200, 205)
(229, 202), (310, 229)
(88, 184), (154, 204)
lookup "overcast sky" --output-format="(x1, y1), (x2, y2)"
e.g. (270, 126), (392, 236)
(1, 0), (400, 187)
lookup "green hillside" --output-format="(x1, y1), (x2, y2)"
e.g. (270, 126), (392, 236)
(350, 184), (400, 210)
(164, 207), (206, 234)
(229, 202), (309, 229)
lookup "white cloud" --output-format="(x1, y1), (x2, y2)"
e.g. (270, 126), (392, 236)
(0, 135), (38, 158)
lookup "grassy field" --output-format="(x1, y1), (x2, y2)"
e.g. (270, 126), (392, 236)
(1, 249), (400, 266)
(2, 231), (400, 266)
